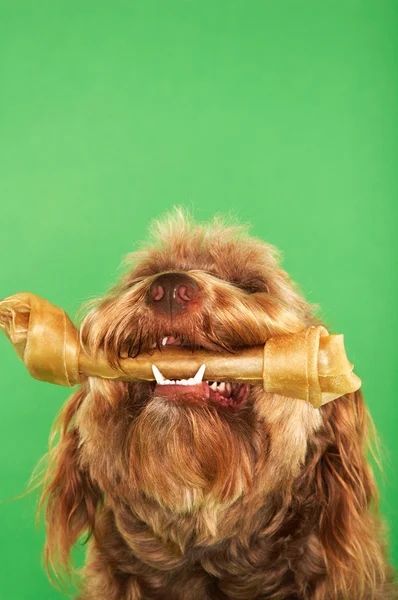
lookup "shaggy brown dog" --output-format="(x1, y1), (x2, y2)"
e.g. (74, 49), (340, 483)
(39, 209), (395, 599)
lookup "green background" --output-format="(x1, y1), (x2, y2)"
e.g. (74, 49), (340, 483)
(0, 1), (397, 598)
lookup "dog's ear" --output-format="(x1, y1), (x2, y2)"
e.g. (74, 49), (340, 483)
(307, 390), (387, 596)
(38, 387), (102, 583)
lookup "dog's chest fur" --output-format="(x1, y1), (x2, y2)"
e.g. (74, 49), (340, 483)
(89, 496), (316, 600)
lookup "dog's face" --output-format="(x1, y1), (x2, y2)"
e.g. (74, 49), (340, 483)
(77, 211), (322, 513)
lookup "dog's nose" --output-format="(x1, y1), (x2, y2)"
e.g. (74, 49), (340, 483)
(147, 273), (200, 316)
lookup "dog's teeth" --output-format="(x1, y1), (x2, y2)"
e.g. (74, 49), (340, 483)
(162, 337), (168, 346)
(152, 364), (166, 384)
(153, 364), (207, 388)
(193, 364), (206, 383)
(218, 382), (226, 393)
(226, 382), (232, 394)
(210, 382), (218, 391)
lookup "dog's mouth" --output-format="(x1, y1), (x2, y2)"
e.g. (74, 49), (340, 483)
(150, 335), (250, 409)
(151, 335), (198, 349)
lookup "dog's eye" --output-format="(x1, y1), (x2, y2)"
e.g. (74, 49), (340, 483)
(233, 280), (269, 294)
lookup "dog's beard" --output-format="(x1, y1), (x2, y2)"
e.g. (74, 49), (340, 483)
(78, 374), (321, 523)
(128, 392), (259, 513)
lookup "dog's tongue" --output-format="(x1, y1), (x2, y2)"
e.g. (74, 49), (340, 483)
(155, 381), (210, 400)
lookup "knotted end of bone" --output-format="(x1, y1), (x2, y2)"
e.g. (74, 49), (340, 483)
(0, 293), (82, 387)
(262, 325), (361, 408)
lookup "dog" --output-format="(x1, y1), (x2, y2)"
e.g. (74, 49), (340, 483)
(38, 208), (395, 599)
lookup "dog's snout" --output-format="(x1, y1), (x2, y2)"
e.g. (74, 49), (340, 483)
(147, 272), (200, 316)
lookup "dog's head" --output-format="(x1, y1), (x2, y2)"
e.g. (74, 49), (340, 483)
(73, 209), (322, 513)
(81, 209), (315, 370)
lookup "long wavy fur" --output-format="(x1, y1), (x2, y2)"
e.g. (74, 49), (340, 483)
(37, 208), (396, 599)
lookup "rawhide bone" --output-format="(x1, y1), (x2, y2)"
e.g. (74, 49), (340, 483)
(0, 293), (361, 409)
